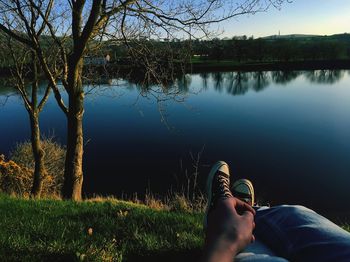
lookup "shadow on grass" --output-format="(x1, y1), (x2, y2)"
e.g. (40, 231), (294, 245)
(1, 244), (202, 262)
(0, 248), (76, 262)
(126, 248), (202, 262)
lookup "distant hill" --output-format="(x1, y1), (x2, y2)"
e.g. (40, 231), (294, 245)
(261, 33), (350, 40)
(262, 34), (321, 39)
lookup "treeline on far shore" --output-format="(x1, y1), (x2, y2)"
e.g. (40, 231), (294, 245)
(1, 33), (350, 77)
(111, 33), (350, 72)
(191, 34), (350, 63)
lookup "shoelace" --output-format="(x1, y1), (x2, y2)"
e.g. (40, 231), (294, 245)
(217, 174), (233, 198)
(206, 170), (234, 225)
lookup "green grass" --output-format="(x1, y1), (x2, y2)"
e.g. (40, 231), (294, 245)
(0, 194), (203, 261)
(1, 194), (349, 262)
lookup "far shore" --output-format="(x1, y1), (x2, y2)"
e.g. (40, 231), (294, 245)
(1, 59), (350, 78)
(187, 59), (350, 73)
(107, 59), (350, 74)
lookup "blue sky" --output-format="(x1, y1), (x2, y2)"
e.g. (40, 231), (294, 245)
(219, 0), (350, 37)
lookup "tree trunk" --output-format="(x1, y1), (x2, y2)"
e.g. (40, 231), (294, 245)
(62, 59), (84, 201)
(62, 104), (84, 200)
(29, 112), (46, 198)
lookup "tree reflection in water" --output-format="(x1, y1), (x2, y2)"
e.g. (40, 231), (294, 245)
(304, 70), (344, 84)
(176, 74), (192, 93)
(212, 72), (224, 92)
(0, 70), (347, 99)
(199, 72), (209, 90)
(198, 70), (346, 96)
(71, 69), (350, 97)
(251, 71), (270, 92)
(271, 70), (301, 85)
(225, 71), (250, 95)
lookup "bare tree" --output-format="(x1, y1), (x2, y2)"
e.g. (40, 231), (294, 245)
(1, 36), (51, 197)
(0, 0), (288, 200)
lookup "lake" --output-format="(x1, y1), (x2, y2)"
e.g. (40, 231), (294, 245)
(1, 70), (349, 214)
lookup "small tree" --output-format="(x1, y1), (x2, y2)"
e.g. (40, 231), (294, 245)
(1, 36), (51, 198)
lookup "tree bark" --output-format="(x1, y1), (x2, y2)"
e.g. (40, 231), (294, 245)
(62, 58), (84, 201)
(29, 112), (46, 198)
(28, 51), (47, 198)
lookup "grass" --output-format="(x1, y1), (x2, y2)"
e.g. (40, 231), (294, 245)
(0, 194), (203, 261)
(1, 194), (349, 262)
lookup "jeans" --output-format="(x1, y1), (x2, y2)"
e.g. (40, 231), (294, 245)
(236, 205), (350, 262)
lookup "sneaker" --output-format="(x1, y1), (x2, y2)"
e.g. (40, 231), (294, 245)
(231, 179), (255, 206)
(204, 161), (233, 230)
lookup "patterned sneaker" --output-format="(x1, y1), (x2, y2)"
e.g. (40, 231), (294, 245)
(204, 161), (233, 230)
(231, 179), (255, 206)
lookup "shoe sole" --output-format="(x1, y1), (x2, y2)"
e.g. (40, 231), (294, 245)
(203, 161), (229, 230)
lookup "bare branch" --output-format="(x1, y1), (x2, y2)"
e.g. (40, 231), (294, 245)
(38, 84), (51, 112)
(35, 48), (69, 115)
(28, 0), (69, 86)
(37, 0), (54, 36)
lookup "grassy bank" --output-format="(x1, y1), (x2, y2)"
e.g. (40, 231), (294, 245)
(1, 194), (349, 261)
(0, 194), (203, 261)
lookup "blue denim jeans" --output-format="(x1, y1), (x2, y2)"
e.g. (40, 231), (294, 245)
(236, 205), (350, 262)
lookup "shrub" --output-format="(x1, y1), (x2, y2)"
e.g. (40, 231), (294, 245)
(0, 154), (32, 196)
(0, 138), (65, 197)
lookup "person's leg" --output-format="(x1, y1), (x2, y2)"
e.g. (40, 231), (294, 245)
(233, 178), (350, 261)
(254, 205), (350, 261)
(203, 161), (256, 262)
(203, 163), (288, 262)
(232, 179), (288, 261)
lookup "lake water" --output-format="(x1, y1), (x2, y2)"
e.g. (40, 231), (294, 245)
(1, 70), (350, 214)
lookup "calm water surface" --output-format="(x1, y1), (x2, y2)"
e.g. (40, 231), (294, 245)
(1, 70), (349, 214)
